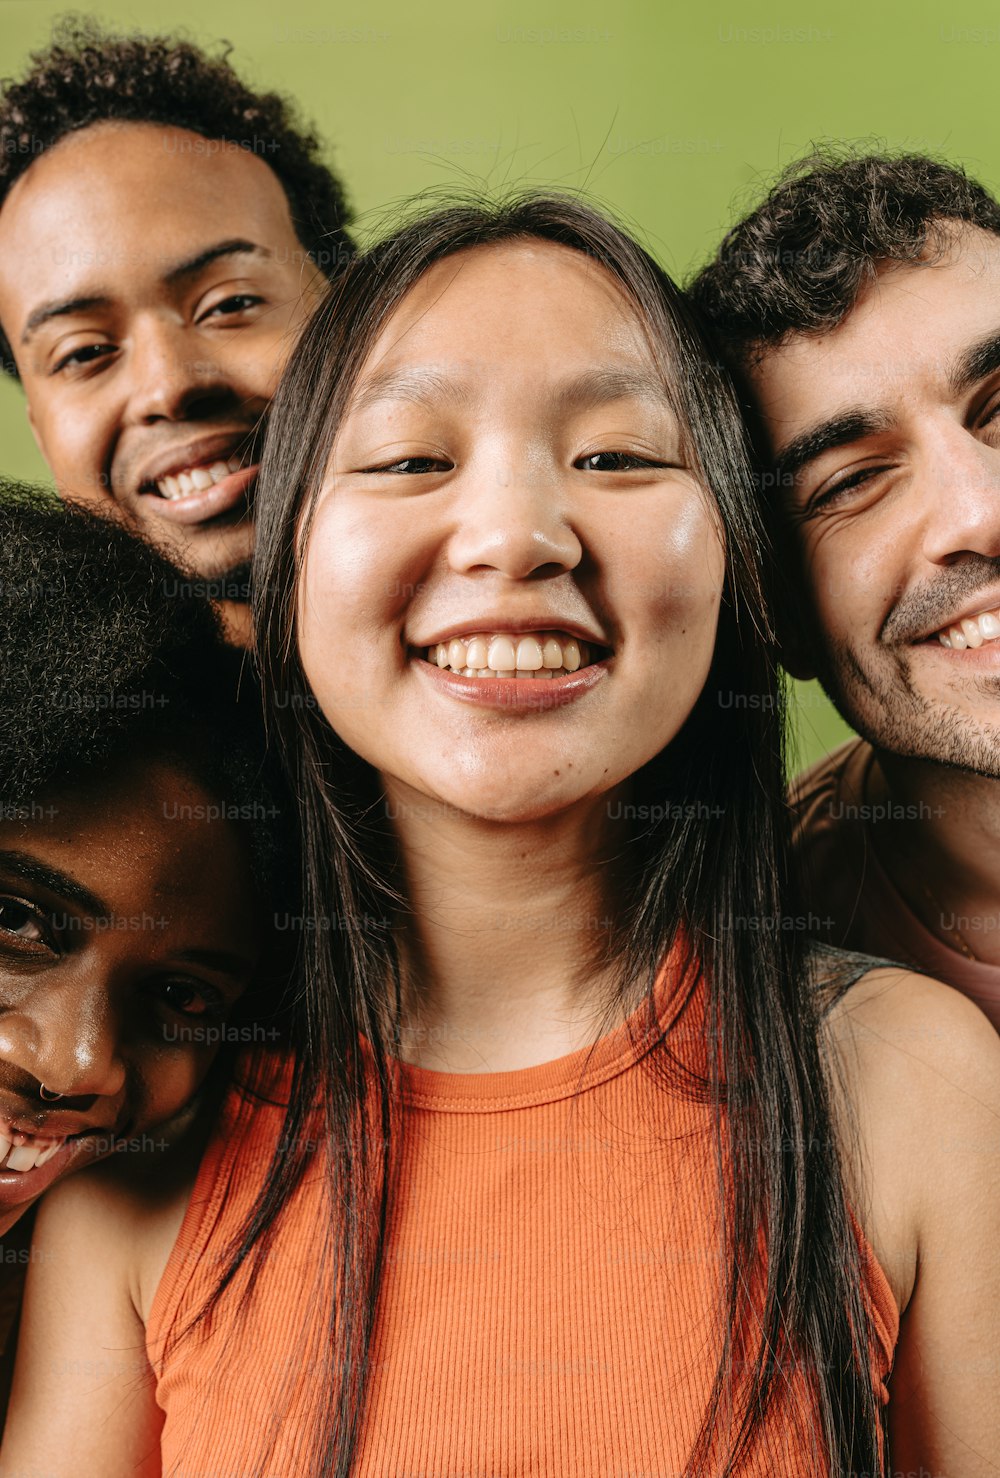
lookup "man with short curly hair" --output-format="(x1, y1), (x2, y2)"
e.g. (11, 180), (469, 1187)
(691, 152), (1000, 1027)
(0, 18), (354, 644)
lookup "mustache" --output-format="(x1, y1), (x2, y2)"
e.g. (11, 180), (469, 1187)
(881, 557), (1000, 642)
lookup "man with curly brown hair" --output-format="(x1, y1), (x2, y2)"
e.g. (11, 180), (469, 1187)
(0, 18), (353, 644)
(691, 152), (1000, 1028)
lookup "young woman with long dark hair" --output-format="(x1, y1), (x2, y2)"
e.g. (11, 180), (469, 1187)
(4, 197), (999, 1478)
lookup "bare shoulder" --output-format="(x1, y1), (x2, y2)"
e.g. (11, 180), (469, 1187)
(34, 1131), (203, 1321)
(825, 961), (1000, 1099)
(823, 965), (1000, 1313)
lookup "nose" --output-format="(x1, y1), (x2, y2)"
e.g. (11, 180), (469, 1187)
(123, 313), (238, 426)
(0, 978), (127, 1104)
(919, 425), (1000, 564)
(446, 458), (583, 579)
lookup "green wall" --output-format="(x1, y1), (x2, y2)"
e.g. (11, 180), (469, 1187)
(2, 0), (988, 767)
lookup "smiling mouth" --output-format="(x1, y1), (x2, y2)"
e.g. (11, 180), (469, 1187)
(0, 1121), (73, 1174)
(425, 631), (603, 678)
(149, 455), (247, 502)
(935, 604), (1000, 650)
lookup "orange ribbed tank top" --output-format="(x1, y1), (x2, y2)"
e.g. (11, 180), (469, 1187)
(149, 960), (897, 1476)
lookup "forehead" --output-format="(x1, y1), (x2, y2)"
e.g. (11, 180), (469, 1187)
(355, 240), (658, 385)
(0, 120), (300, 326)
(0, 760), (241, 886)
(749, 225), (1000, 444)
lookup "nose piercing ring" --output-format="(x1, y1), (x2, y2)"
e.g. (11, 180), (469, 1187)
(38, 1084), (63, 1102)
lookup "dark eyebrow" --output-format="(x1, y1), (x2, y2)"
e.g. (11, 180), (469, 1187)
(350, 364), (669, 415)
(0, 850), (108, 918)
(351, 366), (472, 413)
(553, 367), (669, 411)
(21, 295), (111, 345)
(20, 239), (269, 345)
(170, 947), (256, 980)
(950, 328), (1000, 396)
(161, 238), (269, 287)
(772, 409), (895, 484)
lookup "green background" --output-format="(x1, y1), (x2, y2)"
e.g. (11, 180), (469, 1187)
(2, 0), (992, 769)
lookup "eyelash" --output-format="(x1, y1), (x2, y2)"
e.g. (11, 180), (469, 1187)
(0, 895), (230, 1026)
(575, 451), (668, 472)
(50, 295), (266, 375)
(365, 450), (670, 475)
(148, 978), (229, 1023)
(0, 897), (49, 948)
(200, 293), (264, 320)
(52, 343), (116, 375)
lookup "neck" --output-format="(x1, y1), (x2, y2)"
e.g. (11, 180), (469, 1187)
(385, 779), (631, 1072)
(871, 749), (1000, 964)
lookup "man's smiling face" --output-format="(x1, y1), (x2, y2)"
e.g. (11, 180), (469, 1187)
(0, 120), (326, 635)
(749, 222), (1000, 778)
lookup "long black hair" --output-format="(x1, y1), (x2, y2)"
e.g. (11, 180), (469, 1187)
(202, 194), (887, 1476)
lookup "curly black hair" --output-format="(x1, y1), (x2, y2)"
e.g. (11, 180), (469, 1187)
(0, 14), (353, 373)
(0, 481), (286, 898)
(690, 149), (1000, 365)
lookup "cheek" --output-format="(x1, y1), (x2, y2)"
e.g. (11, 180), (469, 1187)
(617, 495), (725, 648)
(26, 385), (109, 492)
(300, 496), (439, 639)
(807, 522), (902, 635)
(140, 1046), (212, 1129)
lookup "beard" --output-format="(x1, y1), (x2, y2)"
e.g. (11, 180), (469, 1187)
(190, 560), (252, 604)
(815, 634), (1000, 781)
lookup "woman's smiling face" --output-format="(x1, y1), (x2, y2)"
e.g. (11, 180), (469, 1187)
(297, 240), (726, 822)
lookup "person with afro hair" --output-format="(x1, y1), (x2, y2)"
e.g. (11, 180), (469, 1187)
(0, 482), (291, 1410)
(0, 17), (355, 645)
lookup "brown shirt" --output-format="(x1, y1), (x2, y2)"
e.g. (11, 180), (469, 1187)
(791, 738), (1000, 1031)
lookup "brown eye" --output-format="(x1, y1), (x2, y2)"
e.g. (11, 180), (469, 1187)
(576, 452), (663, 472)
(149, 977), (230, 1023)
(0, 899), (45, 943)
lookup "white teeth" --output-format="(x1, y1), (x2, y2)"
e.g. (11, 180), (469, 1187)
(0, 1126), (67, 1174)
(155, 459), (242, 500)
(426, 631), (596, 680)
(2, 1139), (60, 1174)
(5, 1145), (39, 1172)
(487, 636), (518, 672)
(514, 637), (544, 671)
(938, 605), (1000, 649)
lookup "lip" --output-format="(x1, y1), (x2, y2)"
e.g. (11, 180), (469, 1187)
(140, 461), (259, 527)
(917, 587), (1000, 643)
(0, 1132), (106, 1209)
(414, 653), (610, 711)
(412, 618), (609, 649)
(0, 1108), (105, 1141)
(919, 639), (1000, 668)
